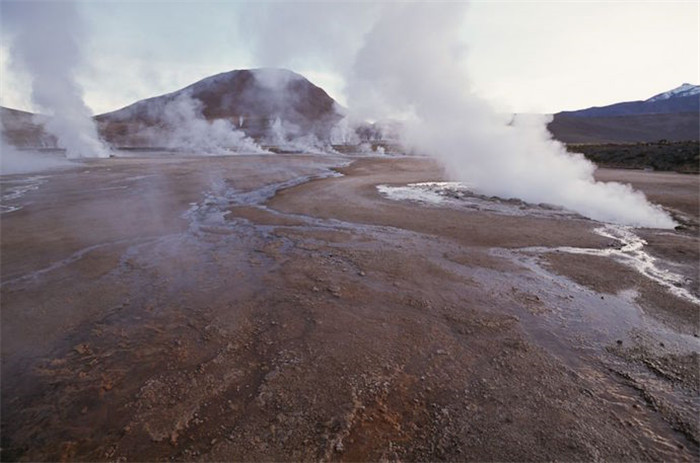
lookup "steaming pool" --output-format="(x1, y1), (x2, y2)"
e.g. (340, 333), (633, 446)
(377, 181), (576, 219)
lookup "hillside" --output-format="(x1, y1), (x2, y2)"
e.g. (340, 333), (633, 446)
(571, 140), (699, 173)
(96, 68), (344, 147)
(547, 112), (699, 144)
(3, 77), (698, 157)
(548, 83), (699, 144)
(0, 106), (55, 148)
(557, 96), (698, 119)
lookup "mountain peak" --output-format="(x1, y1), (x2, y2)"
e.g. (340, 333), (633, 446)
(646, 83), (699, 102)
(94, 68), (343, 146)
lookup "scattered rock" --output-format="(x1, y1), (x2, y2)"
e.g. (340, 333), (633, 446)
(327, 287), (341, 298)
(73, 343), (92, 355)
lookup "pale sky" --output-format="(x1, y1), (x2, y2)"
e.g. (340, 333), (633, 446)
(1, 0), (698, 115)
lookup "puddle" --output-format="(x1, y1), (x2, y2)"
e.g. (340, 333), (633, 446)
(184, 168), (345, 236)
(523, 224), (699, 305)
(488, 248), (699, 353)
(0, 176), (48, 214)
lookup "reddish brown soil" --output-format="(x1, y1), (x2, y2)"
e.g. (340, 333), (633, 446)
(1, 155), (698, 461)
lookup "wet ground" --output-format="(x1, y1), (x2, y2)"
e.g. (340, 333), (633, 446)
(1, 153), (698, 461)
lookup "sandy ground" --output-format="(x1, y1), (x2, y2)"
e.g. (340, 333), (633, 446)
(1, 154), (698, 461)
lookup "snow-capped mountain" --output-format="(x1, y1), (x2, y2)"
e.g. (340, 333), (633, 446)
(555, 83), (699, 119)
(549, 83), (700, 143)
(646, 83), (700, 102)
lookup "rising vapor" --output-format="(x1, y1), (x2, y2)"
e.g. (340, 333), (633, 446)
(0, 121), (74, 174)
(1, 0), (109, 158)
(345, 4), (677, 228)
(155, 94), (266, 155)
(239, 2), (676, 228)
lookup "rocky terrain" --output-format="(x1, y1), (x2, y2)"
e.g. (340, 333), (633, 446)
(1, 153), (698, 461)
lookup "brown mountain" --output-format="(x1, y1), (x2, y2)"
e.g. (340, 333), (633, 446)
(95, 68), (344, 146)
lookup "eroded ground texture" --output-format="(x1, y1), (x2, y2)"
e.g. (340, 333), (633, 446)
(1, 154), (698, 461)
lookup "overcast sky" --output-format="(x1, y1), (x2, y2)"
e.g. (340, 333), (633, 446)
(1, 0), (698, 115)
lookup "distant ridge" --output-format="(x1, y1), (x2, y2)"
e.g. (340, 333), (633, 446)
(3, 77), (698, 149)
(557, 84), (699, 118)
(549, 83), (699, 143)
(646, 83), (700, 102)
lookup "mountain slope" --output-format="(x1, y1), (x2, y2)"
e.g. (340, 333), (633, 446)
(96, 68), (344, 145)
(547, 112), (699, 144)
(556, 96), (698, 119)
(557, 84), (699, 119)
(548, 83), (699, 144)
(0, 106), (56, 148)
(647, 83), (700, 102)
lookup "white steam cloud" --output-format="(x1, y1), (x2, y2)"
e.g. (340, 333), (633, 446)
(241, 3), (676, 227)
(153, 94), (266, 155)
(0, 121), (74, 175)
(0, 2), (678, 227)
(266, 117), (331, 154)
(251, 69), (336, 154)
(1, 1), (109, 159)
(345, 4), (676, 229)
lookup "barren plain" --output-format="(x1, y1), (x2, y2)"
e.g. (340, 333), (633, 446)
(1, 153), (698, 461)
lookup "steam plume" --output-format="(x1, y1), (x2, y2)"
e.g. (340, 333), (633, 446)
(0, 121), (74, 174)
(155, 94), (266, 155)
(346, 4), (676, 228)
(251, 69), (336, 153)
(1, 1), (109, 158)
